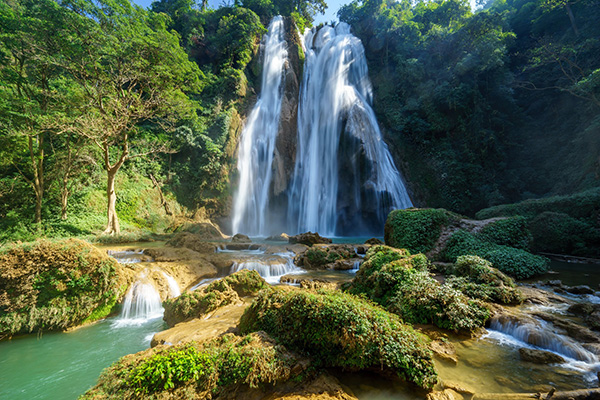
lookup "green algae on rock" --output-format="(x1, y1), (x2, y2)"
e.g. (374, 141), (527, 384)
(239, 287), (438, 390)
(0, 239), (130, 338)
(163, 270), (269, 327)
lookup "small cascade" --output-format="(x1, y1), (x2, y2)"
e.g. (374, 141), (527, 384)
(107, 249), (144, 264)
(230, 252), (303, 284)
(351, 259), (361, 272)
(287, 23), (412, 236)
(115, 273), (163, 326)
(232, 16), (288, 236)
(489, 315), (598, 363)
(161, 272), (181, 299)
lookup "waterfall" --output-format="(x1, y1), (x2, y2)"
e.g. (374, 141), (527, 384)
(115, 273), (163, 326)
(161, 272), (181, 299)
(229, 252), (302, 284)
(287, 23), (412, 236)
(232, 16), (288, 236)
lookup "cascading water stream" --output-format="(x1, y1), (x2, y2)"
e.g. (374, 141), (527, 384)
(232, 16), (288, 236)
(115, 272), (163, 326)
(161, 272), (181, 299)
(287, 23), (412, 235)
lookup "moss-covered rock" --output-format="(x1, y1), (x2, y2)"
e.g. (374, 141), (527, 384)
(445, 256), (523, 305)
(295, 244), (356, 269)
(0, 239), (130, 338)
(442, 230), (548, 279)
(163, 270), (268, 327)
(384, 208), (460, 254)
(479, 216), (532, 250)
(80, 332), (301, 399)
(346, 246), (490, 332)
(239, 287), (438, 390)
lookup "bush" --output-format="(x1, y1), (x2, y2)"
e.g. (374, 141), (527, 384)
(384, 208), (460, 254)
(442, 230), (548, 279)
(445, 256), (522, 304)
(346, 246), (490, 332)
(81, 332), (295, 399)
(0, 239), (126, 336)
(163, 270), (268, 326)
(239, 288), (437, 390)
(529, 212), (600, 256)
(479, 216), (532, 250)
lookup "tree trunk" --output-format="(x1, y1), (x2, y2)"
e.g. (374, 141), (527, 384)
(104, 170), (120, 235)
(564, 2), (579, 36)
(150, 174), (173, 216)
(29, 135), (44, 224)
(60, 182), (69, 220)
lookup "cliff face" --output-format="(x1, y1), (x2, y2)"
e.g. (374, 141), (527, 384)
(268, 17), (302, 226)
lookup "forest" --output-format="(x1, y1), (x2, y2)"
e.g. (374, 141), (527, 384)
(0, 0), (598, 247)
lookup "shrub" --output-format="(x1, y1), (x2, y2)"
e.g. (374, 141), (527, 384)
(445, 256), (522, 304)
(529, 212), (600, 256)
(442, 230), (548, 279)
(239, 288), (437, 390)
(479, 216), (532, 250)
(0, 239), (126, 336)
(163, 270), (268, 326)
(81, 332), (295, 399)
(384, 208), (460, 254)
(346, 247), (490, 332)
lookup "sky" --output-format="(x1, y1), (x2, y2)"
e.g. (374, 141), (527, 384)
(131, 0), (348, 24)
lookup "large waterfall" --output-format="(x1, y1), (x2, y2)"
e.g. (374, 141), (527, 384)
(232, 16), (288, 236)
(287, 23), (412, 235)
(232, 18), (412, 237)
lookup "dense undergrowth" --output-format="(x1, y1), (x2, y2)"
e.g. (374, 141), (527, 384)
(346, 245), (490, 331)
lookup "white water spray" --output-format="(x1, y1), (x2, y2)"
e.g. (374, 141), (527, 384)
(115, 273), (163, 326)
(232, 16), (288, 236)
(287, 23), (412, 235)
(161, 272), (181, 299)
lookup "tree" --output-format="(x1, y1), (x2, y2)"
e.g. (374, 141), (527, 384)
(64, 0), (202, 234)
(0, 0), (77, 224)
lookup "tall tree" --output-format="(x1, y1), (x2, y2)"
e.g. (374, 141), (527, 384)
(64, 0), (202, 234)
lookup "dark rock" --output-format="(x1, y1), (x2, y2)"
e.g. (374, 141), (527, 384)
(364, 238), (383, 245)
(566, 285), (595, 295)
(547, 280), (563, 287)
(519, 348), (565, 364)
(568, 302), (595, 316)
(289, 232), (332, 246)
(231, 233), (251, 243)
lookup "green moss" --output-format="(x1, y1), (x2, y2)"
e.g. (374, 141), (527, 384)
(0, 239), (123, 336)
(81, 332), (295, 399)
(303, 248), (328, 268)
(445, 256), (523, 304)
(163, 270), (268, 326)
(240, 288), (437, 390)
(479, 216), (532, 250)
(346, 246), (490, 332)
(442, 230), (548, 279)
(384, 208), (460, 254)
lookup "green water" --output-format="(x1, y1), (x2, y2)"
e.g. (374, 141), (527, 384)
(0, 317), (165, 400)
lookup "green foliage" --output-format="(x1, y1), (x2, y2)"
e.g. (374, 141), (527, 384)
(83, 332), (294, 398)
(446, 255), (522, 304)
(479, 216), (532, 250)
(0, 239), (124, 336)
(442, 230), (548, 279)
(477, 188), (600, 257)
(163, 270), (268, 326)
(384, 208), (458, 254)
(346, 245), (490, 332)
(240, 288), (438, 390)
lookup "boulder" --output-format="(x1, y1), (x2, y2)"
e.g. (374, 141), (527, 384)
(231, 233), (251, 243)
(566, 285), (595, 295)
(518, 348), (565, 364)
(430, 340), (458, 364)
(289, 232), (332, 246)
(426, 389), (464, 400)
(266, 233), (290, 242)
(364, 238), (383, 245)
(167, 232), (217, 254)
